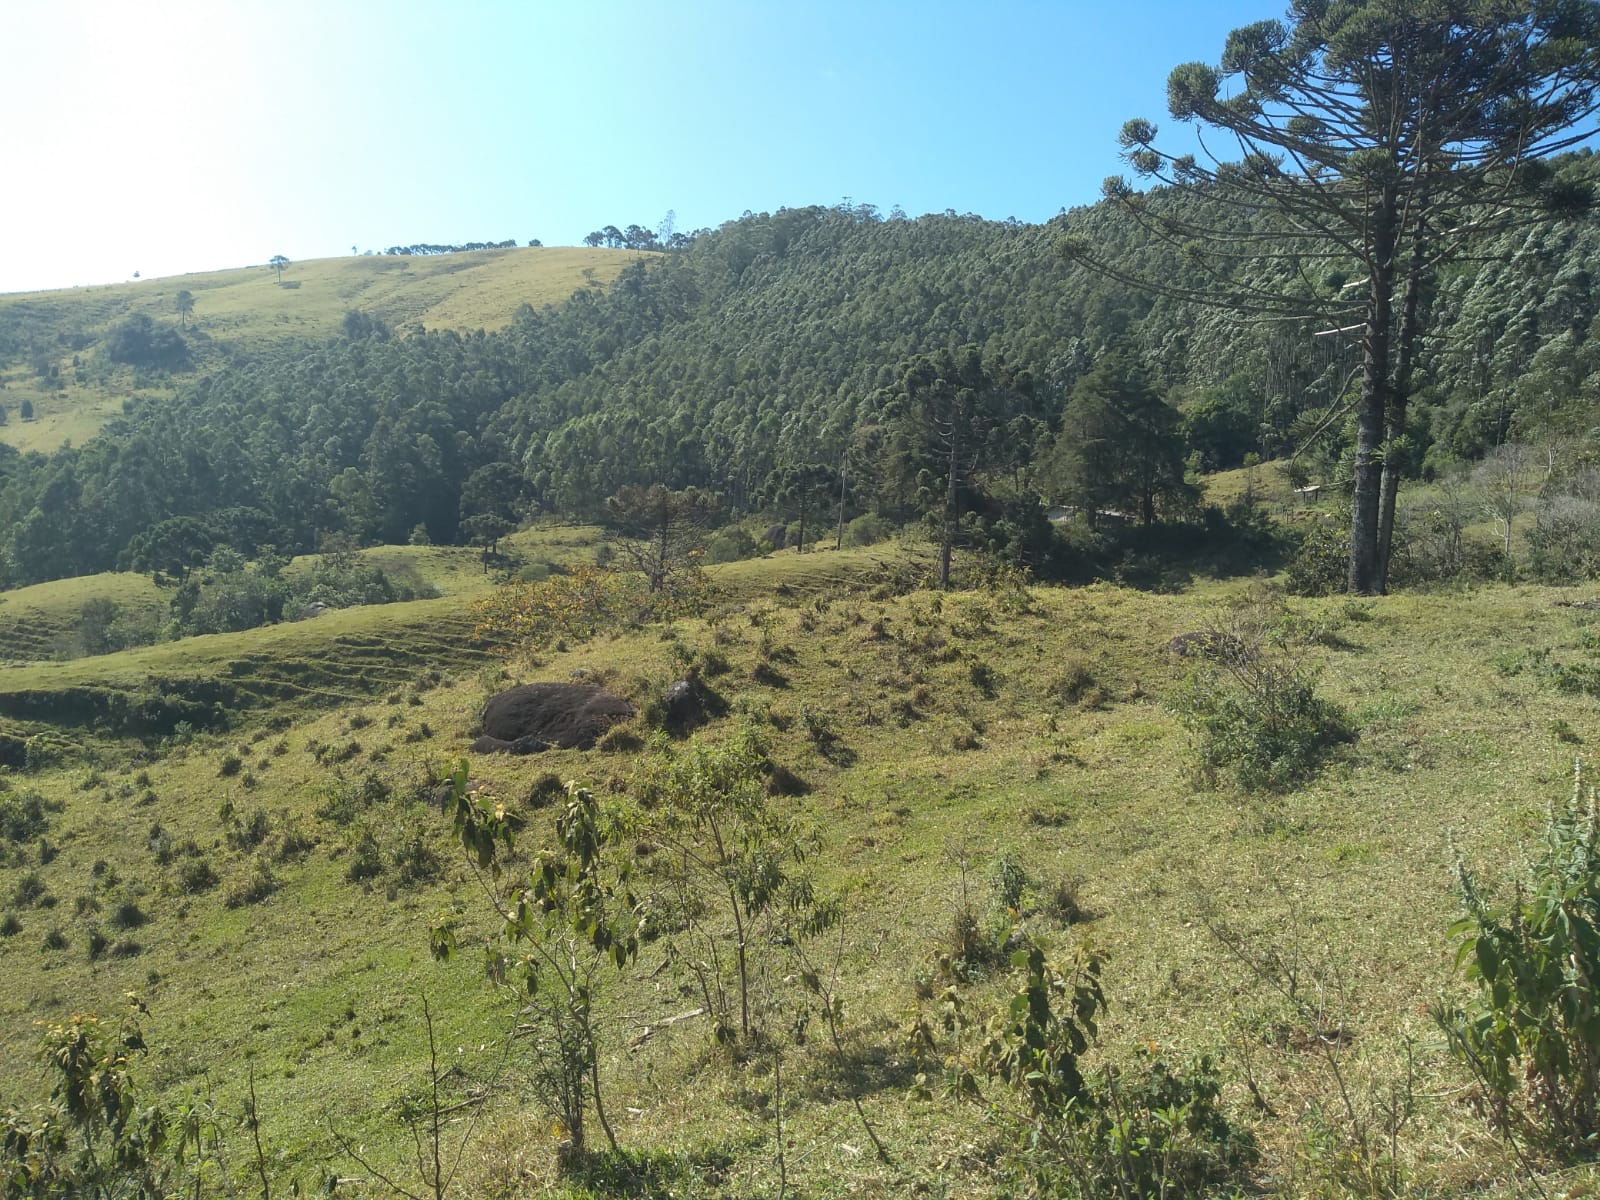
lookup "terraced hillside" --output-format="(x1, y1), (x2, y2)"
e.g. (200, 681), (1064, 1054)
(4, 533), (1600, 1195)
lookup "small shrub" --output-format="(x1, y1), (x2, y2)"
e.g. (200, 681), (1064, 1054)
(1284, 515), (1350, 597)
(177, 859), (219, 894)
(345, 831), (384, 882)
(1167, 589), (1353, 791)
(86, 927), (110, 960)
(13, 872), (50, 909)
(0, 911), (21, 937)
(1048, 657), (1101, 708)
(0, 788), (61, 843)
(991, 854), (1030, 913)
(218, 753), (243, 778)
(1438, 761), (1600, 1154)
(41, 927), (68, 951)
(597, 725), (645, 754)
(706, 527), (758, 564)
(225, 856), (277, 908)
(843, 512), (895, 547)
(109, 900), (148, 931)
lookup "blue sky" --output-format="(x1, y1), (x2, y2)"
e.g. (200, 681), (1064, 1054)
(4, 0), (1272, 293)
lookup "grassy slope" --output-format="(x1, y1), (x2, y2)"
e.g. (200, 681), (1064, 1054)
(0, 572), (166, 665)
(0, 525), (609, 667)
(2, 541), (1600, 1195)
(0, 247), (650, 453)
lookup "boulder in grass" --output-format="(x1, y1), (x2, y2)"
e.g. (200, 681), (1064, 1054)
(662, 678), (711, 735)
(478, 683), (635, 751)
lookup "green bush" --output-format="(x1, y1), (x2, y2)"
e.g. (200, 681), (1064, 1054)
(916, 941), (1257, 1199)
(843, 512), (895, 547)
(705, 527), (757, 563)
(1528, 495), (1600, 584)
(1167, 590), (1352, 791)
(1437, 761), (1600, 1153)
(177, 859), (218, 894)
(1284, 515), (1348, 597)
(0, 787), (60, 843)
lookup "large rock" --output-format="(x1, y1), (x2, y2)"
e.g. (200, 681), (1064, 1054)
(663, 679), (704, 733)
(478, 683), (635, 752)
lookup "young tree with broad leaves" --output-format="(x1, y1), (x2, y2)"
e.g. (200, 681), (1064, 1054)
(1065, 0), (1600, 593)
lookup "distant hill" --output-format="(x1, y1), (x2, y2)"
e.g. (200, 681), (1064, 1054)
(5, 163), (1600, 589)
(0, 246), (651, 453)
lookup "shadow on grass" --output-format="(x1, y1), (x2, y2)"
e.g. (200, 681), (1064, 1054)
(562, 1142), (740, 1198)
(796, 1014), (921, 1104)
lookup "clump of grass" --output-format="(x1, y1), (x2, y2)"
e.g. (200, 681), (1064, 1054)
(598, 724), (645, 754)
(765, 763), (809, 797)
(750, 661), (788, 688)
(274, 820), (314, 862)
(528, 773), (566, 809)
(225, 806), (272, 852)
(218, 753), (243, 778)
(225, 856), (277, 908)
(390, 830), (441, 887)
(1048, 656), (1103, 708)
(12, 872), (51, 909)
(969, 661), (999, 697)
(41, 927), (68, 951)
(1042, 873), (1089, 925)
(0, 911), (21, 937)
(177, 859), (219, 894)
(109, 900), (148, 931)
(345, 831), (384, 883)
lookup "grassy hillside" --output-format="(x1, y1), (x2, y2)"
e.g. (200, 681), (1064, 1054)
(0, 246), (649, 453)
(3, 544), (1600, 1196)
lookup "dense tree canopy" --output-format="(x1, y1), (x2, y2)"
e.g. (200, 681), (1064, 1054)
(4, 168), (1600, 587)
(1089, 0), (1600, 591)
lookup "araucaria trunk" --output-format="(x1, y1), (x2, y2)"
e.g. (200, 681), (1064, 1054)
(1350, 191), (1397, 596)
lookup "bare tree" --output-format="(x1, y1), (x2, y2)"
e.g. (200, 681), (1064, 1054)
(1476, 443), (1534, 562)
